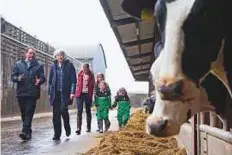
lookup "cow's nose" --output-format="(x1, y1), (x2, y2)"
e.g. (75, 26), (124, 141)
(158, 80), (183, 100)
(148, 120), (168, 136)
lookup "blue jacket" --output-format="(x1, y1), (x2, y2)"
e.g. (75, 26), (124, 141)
(11, 58), (46, 98)
(48, 59), (77, 107)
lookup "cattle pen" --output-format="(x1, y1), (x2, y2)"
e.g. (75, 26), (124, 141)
(99, 0), (232, 155)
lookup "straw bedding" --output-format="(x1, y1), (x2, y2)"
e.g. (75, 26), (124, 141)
(84, 109), (186, 155)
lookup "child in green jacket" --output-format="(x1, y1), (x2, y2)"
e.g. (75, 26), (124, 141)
(95, 81), (111, 133)
(94, 73), (111, 132)
(112, 87), (131, 129)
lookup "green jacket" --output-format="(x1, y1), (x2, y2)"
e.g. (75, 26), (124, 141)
(112, 95), (131, 112)
(95, 90), (111, 120)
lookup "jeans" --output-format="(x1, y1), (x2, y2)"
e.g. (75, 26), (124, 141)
(76, 93), (92, 129)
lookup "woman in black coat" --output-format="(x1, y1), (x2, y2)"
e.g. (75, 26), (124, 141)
(48, 49), (77, 140)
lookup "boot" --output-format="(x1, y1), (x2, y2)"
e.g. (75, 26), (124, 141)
(19, 132), (27, 141)
(96, 120), (100, 132)
(19, 132), (31, 141)
(86, 116), (91, 132)
(99, 120), (103, 133)
(76, 116), (82, 135)
(104, 119), (111, 132)
(119, 124), (122, 130)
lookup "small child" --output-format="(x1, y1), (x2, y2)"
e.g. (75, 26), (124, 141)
(112, 87), (131, 129)
(94, 73), (111, 132)
(94, 81), (111, 133)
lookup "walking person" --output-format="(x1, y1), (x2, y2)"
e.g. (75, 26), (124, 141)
(94, 81), (111, 133)
(75, 63), (95, 135)
(11, 47), (46, 140)
(112, 87), (131, 129)
(48, 49), (77, 140)
(94, 73), (111, 132)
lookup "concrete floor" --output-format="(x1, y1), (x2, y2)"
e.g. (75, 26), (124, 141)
(1, 110), (119, 155)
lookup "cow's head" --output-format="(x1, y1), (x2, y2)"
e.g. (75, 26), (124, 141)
(122, 0), (230, 136)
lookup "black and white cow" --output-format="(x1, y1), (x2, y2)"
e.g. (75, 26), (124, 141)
(122, 0), (232, 136)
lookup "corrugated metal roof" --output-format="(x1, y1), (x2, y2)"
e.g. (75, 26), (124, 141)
(100, 0), (156, 81)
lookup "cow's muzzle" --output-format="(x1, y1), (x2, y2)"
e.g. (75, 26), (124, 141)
(146, 116), (180, 137)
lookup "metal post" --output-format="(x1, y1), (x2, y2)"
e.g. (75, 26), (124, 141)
(191, 115), (197, 155)
(210, 112), (217, 127)
(200, 112), (205, 125)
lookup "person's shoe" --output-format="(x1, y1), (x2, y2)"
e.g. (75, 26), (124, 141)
(19, 132), (27, 140)
(26, 133), (32, 140)
(96, 128), (100, 132)
(86, 128), (91, 132)
(76, 129), (81, 135)
(99, 129), (103, 133)
(52, 136), (60, 140)
(66, 130), (71, 137)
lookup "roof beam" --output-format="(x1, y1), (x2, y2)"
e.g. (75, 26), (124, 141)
(127, 52), (153, 59)
(122, 38), (154, 47)
(112, 17), (139, 27)
(133, 68), (150, 74)
(134, 73), (149, 81)
(130, 61), (152, 67)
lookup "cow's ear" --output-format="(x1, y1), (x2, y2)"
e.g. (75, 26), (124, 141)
(121, 0), (156, 19)
(200, 73), (232, 116)
(154, 41), (163, 59)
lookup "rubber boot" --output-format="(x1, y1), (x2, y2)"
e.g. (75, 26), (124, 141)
(96, 120), (100, 132)
(99, 120), (103, 133)
(104, 119), (111, 132)
(119, 124), (122, 130)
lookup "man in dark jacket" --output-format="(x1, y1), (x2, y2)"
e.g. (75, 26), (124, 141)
(48, 49), (77, 140)
(143, 95), (156, 114)
(11, 47), (46, 140)
(75, 63), (95, 135)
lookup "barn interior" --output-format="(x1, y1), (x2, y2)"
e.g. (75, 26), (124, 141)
(99, 0), (232, 155)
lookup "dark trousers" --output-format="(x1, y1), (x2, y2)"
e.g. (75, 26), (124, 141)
(18, 97), (37, 134)
(76, 93), (92, 129)
(53, 92), (71, 138)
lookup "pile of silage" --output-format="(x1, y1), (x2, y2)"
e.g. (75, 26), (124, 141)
(85, 109), (186, 155)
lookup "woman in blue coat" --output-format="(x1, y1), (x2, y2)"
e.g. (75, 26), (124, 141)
(48, 49), (77, 140)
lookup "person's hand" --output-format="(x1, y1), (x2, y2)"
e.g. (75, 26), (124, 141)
(18, 73), (24, 81)
(70, 94), (75, 100)
(35, 78), (40, 86)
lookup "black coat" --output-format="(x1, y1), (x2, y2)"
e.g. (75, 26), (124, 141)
(11, 58), (46, 98)
(48, 59), (77, 107)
